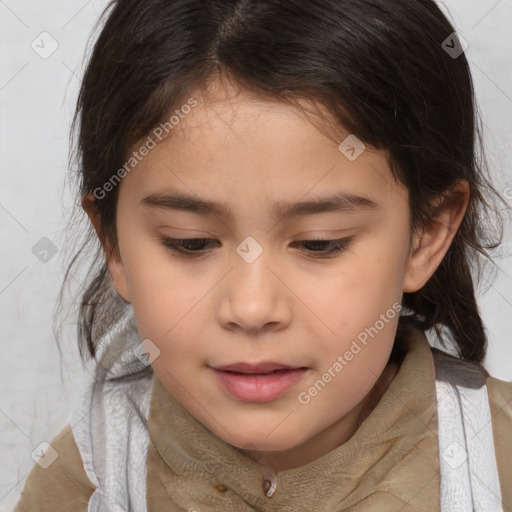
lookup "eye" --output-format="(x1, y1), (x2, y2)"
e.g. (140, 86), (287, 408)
(159, 237), (219, 257)
(159, 236), (353, 259)
(290, 237), (354, 258)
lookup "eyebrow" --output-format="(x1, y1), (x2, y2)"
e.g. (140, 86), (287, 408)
(141, 190), (380, 220)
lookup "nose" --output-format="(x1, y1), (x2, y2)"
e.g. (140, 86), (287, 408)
(216, 250), (292, 334)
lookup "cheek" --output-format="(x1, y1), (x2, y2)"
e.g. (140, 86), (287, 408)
(308, 250), (405, 337)
(120, 243), (208, 350)
(131, 277), (206, 349)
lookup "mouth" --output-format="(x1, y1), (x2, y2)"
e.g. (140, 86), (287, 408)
(210, 362), (309, 402)
(224, 369), (300, 376)
(212, 361), (307, 374)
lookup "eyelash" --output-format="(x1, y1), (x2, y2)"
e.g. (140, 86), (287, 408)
(159, 236), (354, 259)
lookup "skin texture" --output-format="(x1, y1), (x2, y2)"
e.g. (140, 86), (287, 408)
(83, 76), (470, 472)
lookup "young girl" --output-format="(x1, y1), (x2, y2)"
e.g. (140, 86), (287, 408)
(14, 0), (512, 510)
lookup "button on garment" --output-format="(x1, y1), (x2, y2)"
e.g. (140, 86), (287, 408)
(262, 465), (278, 498)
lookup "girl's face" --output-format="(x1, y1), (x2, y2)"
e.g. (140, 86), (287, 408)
(102, 78), (444, 470)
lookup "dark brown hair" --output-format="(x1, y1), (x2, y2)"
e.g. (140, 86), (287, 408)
(56, 0), (511, 371)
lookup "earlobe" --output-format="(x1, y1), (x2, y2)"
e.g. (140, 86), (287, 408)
(106, 255), (132, 304)
(81, 193), (132, 303)
(403, 230), (432, 293)
(403, 180), (470, 293)
(81, 194), (102, 238)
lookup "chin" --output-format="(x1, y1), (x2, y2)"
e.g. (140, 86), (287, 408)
(215, 425), (303, 453)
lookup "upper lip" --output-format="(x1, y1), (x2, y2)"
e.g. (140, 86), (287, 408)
(212, 362), (305, 374)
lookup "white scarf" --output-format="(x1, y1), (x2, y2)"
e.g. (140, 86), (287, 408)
(71, 306), (504, 511)
(436, 379), (504, 511)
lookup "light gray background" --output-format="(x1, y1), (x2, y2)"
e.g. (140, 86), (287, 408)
(1, 0), (511, 510)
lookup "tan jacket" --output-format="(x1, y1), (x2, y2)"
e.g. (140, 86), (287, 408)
(14, 327), (512, 511)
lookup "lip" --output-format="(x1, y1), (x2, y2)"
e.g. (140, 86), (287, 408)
(211, 363), (308, 402)
(213, 361), (301, 374)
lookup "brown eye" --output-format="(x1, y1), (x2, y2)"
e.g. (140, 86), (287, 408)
(160, 237), (219, 256)
(290, 238), (354, 258)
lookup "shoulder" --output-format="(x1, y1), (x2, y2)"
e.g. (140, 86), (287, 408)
(431, 346), (489, 388)
(486, 373), (512, 411)
(486, 373), (512, 438)
(486, 374), (512, 512)
(431, 346), (512, 510)
(14, 422), (95, 512)
(431, 345), (512, 420)
(431, 344), (512, 416)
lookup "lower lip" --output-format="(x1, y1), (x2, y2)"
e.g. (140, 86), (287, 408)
(212, 368), (308, 402)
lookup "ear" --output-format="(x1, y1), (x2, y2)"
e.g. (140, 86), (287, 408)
(81, 194), (132, 303)
(403, 180), (470, 293)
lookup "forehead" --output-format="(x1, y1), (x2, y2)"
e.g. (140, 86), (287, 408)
(164, 78), (348, 151)
(120, 79), (406, 215)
